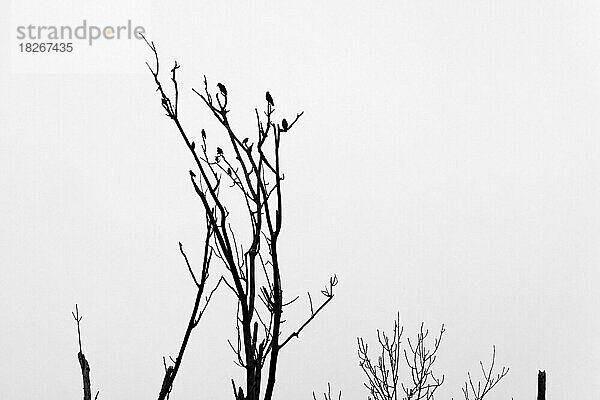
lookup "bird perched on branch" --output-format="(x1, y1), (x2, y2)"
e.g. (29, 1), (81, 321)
(217, 83), (227, 96)
(201, 129), (206, 140)
(217, 147), (223, 155)
(281, 118), (288, 131)
(266, 91), (274, 107)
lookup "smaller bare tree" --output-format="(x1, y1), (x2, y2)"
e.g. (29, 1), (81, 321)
(357, 314), (508, 400)
(358, 314), (444, 400)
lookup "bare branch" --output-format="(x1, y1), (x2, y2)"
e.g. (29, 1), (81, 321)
(72, 304), (95, 400)
(279, 275), (338, 350)
(461, 346), (509, 400)
(157, 218), (215, 400)
(312, 382), (342, 400)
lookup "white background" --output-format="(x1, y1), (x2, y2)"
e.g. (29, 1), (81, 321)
(1, 1), (599, 399)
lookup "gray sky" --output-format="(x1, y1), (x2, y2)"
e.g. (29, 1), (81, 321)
(2, 1), (599, 399)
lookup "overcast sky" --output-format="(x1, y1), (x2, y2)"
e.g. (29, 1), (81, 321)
(2, 1), (599, 399)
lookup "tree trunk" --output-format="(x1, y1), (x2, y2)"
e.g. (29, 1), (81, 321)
(537, 370), (546, 400)
(77, 351), (91, 400)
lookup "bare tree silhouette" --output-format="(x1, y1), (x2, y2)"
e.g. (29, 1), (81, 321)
(140, 36), (337, 400)
(357, 314), (509, 400)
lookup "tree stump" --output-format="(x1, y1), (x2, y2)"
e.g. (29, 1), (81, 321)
(537, 370), (546, 400)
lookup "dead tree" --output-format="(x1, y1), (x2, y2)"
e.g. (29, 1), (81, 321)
(537, 370), (546, 400)
(142, 36), (337, 400)
(72, 305), (99, 400)
(357, 314), (508, 400)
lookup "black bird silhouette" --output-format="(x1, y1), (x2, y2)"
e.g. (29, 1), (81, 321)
(217, 83), (227, 96)
(201, 129), (206, 139)
(281, 118), (288, 130)
(216, 147), (223, 155)
(191, 141), (195, 150)
(242, 137), (249, 145)
(266, 91), (274, 107)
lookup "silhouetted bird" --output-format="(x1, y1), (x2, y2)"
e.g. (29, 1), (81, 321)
(217, 147), (223, 155)
(266, 91), (274, 107)
(281, 118), (288, 130)
(242, 138), (249, 145)
(201, 129), (206, 139)
(191, 141), (195, 150)
(217, 83), (227, 96)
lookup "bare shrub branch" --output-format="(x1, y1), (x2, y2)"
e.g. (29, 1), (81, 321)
(357, 313), (403, 400)
(312, 382), (342, 400)
(460, 346), (509, 400)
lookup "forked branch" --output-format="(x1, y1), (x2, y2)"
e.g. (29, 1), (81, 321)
(460, 346), (509, 400)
